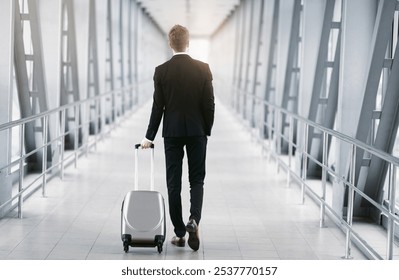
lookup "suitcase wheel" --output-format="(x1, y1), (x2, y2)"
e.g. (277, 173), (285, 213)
(155, 235), (164, 254)
(157, 242), (163, 253)
(122, 234), (131, 253)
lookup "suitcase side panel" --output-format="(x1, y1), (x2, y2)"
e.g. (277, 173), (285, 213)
(121, 190), (166, 246)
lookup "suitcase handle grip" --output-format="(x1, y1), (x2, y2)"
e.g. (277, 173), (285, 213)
(135, 143), (155, 149)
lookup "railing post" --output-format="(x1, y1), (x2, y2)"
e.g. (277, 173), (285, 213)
(237, 88), (242, 116)
(266, 105), (273, 162)
(276, 109), (281, 173)
(287, 115), (294, 187)
(100, 94), (106, 141)
(74, 105), (79, 168)
(85, 102), (89, 158)
(60, 109), (66, 180)
(18, 124), (25, 219)
(113, 90), (117, 131)
(277, 110), (282, 155)
(301, 123), (309, 204)
(343, 144), (356, 259)
(42, 115), (48, 197)
(94, 97), (99, 151)
(320, 131), (328, 227)
(242, 90), (247, 121)
(261, 102), (267, 157)
(387, 163), (396, 260)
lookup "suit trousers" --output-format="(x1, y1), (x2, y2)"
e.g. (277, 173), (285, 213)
(164, 136), (208, 238)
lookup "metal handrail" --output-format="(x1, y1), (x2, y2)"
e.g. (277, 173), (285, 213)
(0, 87), (128, 131)
(0, 85), (136, 218)
(230, 85), (398, 260)
(248, 92), (399, 166)
(259, 99), (399, 220)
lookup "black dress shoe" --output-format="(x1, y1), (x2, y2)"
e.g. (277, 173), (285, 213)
(171, 236), (185, 247)
(186, 219), (200, 251)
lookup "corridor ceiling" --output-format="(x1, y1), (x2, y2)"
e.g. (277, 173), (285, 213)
(138, 0), (239, 37)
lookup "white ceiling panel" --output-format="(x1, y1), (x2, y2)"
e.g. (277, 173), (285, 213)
(138, 0), (239, 37)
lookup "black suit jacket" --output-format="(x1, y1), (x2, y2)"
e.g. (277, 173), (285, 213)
(145, 54), (215, 141)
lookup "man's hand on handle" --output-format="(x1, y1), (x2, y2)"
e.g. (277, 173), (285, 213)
(140, 138), (153, 149)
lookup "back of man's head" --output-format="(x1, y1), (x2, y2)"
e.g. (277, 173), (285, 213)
(168, 25), (189, 52)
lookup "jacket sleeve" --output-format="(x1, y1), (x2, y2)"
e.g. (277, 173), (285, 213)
(202, 64), (215, 136)
(145, 67), (164, 141)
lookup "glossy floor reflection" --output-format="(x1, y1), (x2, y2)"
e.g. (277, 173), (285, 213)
(0, 100), (368, 260)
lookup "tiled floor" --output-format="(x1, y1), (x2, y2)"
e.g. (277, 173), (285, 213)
(0, 100), (370, 260)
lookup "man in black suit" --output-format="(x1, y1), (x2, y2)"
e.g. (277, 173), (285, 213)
(141, 25), (215, 251)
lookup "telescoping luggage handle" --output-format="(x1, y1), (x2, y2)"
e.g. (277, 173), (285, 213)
(134, 143), (155, 191)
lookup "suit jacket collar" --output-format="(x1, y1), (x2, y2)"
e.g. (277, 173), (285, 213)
(171, 53), (191, 60)
(173, 51), (189, 56)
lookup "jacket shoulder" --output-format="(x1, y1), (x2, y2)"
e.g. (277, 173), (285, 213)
(191, 58), (209, 68)
(192, 59), (212, 80)
(155, 60), (170, 72)
(154, 60), (171, 82)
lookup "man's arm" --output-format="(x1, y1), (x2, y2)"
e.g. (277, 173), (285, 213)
(202, 64), (215, 136)
(143, 68), (164, 145)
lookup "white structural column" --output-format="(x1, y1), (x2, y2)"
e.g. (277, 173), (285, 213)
(112, 0), (122, 116)
(0, 0), (14, 217)
(273, 0), (294, 155)
(250, 0), (266, 129)
(279, 0), (302, 154)
(351, 0), (398, 215)
(95, 0), (108, 95)
(298, 0), (325, 118)
(60, 0), (82, 149)
(87, 0), (101, 134)
(73, 0), (91, 100)
(132, 0), (140, 106)
(242, 0), (255, 122)
(275, 0), (295, 109)
(39, 0), (62, 110)
(333, 0), (377, 217)
(38, 0), (62, 172)
(232, 2), (244, 111)
(93, 0), (107, 130)
(304, 0), (341, 177)
(263, 0), (279, 139)
(74, 0), (93, 151)
(236, 1), (249, 116)
(105, 0), (115, 123)
(126, 0), (133, 110)
(296, 0), (326, 175)
(14, 0), (51, 170)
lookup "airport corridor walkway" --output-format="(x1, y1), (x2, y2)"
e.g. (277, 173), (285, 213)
(0, 99), (366, 260)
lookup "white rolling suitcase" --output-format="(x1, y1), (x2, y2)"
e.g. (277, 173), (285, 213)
(121, 144), (166, 253)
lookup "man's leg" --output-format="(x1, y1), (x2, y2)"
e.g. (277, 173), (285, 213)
(164, 137), (186, 238)
(186, 136), (207, 225)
